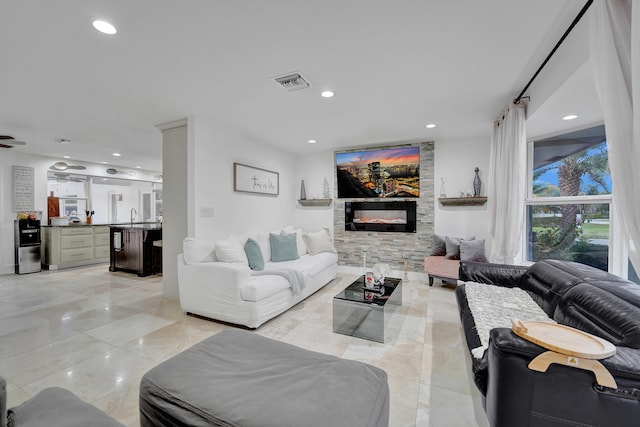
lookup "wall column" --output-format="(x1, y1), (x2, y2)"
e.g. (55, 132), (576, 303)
(156, 119), (188, 300)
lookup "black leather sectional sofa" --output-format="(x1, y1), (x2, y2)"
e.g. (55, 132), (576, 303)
(456, 259), (640, 427)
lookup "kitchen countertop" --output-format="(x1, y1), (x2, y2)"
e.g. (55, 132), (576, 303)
(110, 223), (163, 230)
(42, 222), (162, 229)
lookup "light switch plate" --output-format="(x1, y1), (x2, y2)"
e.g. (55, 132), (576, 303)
(200, 206), (215, 217)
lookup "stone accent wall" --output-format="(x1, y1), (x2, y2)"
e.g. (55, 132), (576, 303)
(334, 141), (434, 272)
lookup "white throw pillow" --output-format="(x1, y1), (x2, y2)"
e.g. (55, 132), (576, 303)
(214, 237), (248, 263)
(183, 237), (216, 264)
(303, 229), (336, 255)
(256, 232), (272, 262)
(282, 225), (296, 234)
(294, 228), (307, 257)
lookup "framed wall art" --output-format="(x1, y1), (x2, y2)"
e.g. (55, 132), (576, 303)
(233, 162), (279, 196)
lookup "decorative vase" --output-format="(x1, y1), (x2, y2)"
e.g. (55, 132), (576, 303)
(439, 178), (447, 197)
(300, 180), (307, 200)
(473, 167), (481, 197)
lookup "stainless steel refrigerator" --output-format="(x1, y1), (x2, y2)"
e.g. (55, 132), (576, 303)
(15, 219), (41, 274)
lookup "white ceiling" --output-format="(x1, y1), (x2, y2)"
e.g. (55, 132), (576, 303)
(0, 1), (596, 172)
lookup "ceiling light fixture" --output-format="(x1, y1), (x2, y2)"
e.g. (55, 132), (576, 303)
(321, 91), (334, 98)
(562, 114), (578, 121)
(63, 155), (70, 159)
(308, 139), (317, 144)
(425, 123), (436, 129)
(136, 166), (142, 169)
(101, 161), (108, 164)
(112, 152), (121, 157)
(93, 20), (117, 35)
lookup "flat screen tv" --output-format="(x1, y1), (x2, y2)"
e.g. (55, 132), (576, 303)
(336, 145), (420, 198)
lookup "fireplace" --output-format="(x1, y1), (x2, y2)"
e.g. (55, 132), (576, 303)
(345, 201), (417, 233)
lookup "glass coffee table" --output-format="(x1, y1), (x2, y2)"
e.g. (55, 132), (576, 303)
(333, 276), (402, 343)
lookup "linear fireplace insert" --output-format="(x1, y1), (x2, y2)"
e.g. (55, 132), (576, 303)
(345, 201), (416, 233)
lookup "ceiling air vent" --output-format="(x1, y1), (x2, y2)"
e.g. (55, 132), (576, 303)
(273, 72), (310, 91)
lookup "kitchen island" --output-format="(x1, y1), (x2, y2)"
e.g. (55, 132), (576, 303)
(109, 224), (162, 277)
(41, 224), (111, 270)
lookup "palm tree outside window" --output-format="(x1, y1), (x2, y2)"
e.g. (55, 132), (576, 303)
(525, 125), (612, 271)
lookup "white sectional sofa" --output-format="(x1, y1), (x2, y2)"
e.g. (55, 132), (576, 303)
(177, 226), (338, 328)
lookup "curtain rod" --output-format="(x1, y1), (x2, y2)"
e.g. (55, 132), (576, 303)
(513, 0), (593, 104)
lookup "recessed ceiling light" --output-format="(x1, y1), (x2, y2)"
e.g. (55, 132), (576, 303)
(136, 166), (142, 169)
(425, 123), (436, 129)
(308, 139), (317, 144)
(93, 20), (117, 35)
(63, 155), (70, 159)
(101, 161), (108, 164)
(112, 152), (121, 157)
(562, 114), (578, 121)
(321, 91), (334, 98)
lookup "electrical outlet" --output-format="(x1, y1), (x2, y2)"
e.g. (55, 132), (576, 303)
(402, 252), (409, 259)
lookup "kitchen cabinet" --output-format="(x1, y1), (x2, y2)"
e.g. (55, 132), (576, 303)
(42, 225), (111, 270)
(109, 225), (162, 276)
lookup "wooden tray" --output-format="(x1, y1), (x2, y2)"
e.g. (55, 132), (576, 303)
(512, 319), (616, 360)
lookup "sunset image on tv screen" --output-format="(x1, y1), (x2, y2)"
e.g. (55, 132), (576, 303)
(336, 146), (420, 198)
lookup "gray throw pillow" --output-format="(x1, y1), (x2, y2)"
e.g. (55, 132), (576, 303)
(244, 238), (264, 271)
(460, 239), (487, 262)
(430, 234), (447, 256)
(445, 236), (462, 260)
(270, 233), (299, 262)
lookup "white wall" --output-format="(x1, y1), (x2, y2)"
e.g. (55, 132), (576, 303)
(434, 136), (492, 247)
(293, 151), (335, 234)
(159, 120), (189, 300)
(526, 12), (590, 119)
(294, 140), (493, 256)
(188, 117), (297, 241)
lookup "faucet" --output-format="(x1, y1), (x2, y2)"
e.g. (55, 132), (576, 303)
(130, 208), (137, 224)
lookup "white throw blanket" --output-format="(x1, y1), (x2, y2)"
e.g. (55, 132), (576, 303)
(464, 281), (554, 359)
(252, 268), (308, 296)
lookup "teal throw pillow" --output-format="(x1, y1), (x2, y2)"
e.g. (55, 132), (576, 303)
(244, 238), (264, 271)
(270, 233), (299, 262)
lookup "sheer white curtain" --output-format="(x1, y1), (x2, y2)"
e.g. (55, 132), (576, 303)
(487, 102), (527, 264)
(590, 0), (640, 272)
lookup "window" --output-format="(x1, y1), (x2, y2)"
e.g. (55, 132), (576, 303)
(525, 125), (612, 271)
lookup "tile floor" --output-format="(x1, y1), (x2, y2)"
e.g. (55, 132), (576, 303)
(0, 265), (488, 427)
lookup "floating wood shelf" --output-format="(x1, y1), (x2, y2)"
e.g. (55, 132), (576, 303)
(298, 198), (333, 207)
(438, 196), (487, 206)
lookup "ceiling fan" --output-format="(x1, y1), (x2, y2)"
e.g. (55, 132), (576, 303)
(0, 135), (26, 148)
